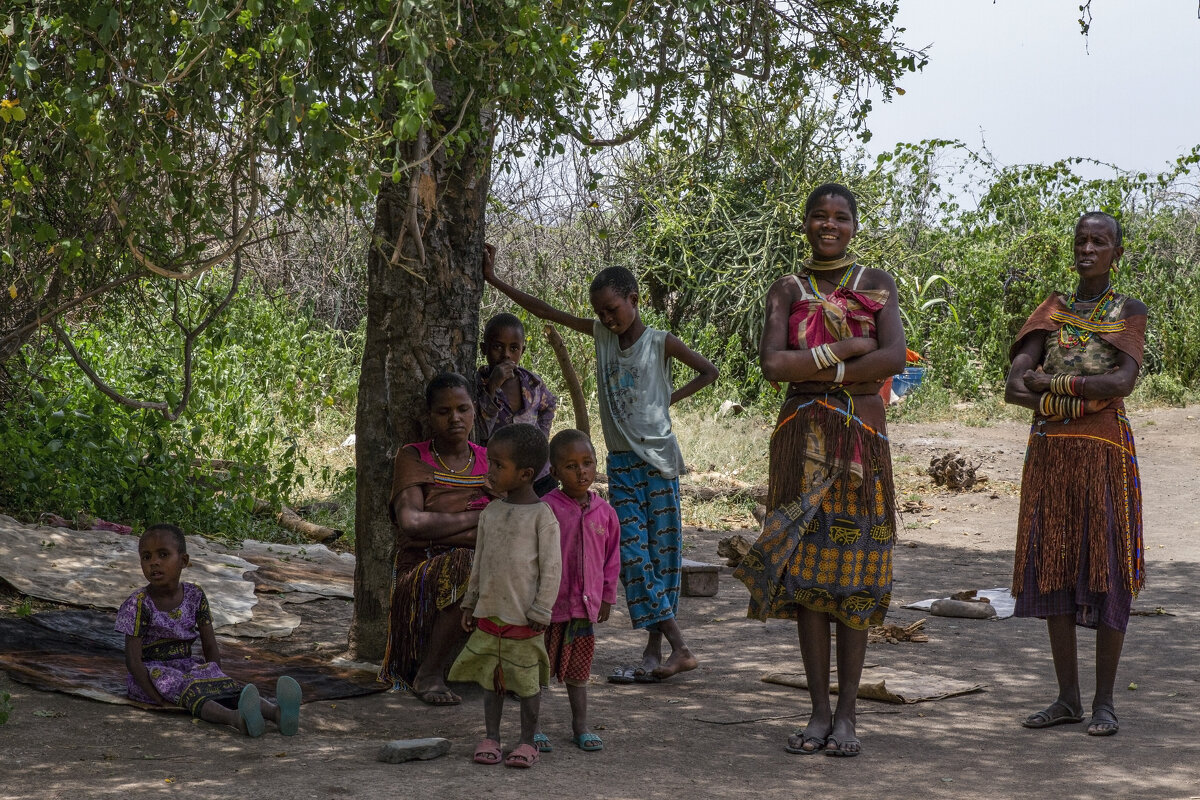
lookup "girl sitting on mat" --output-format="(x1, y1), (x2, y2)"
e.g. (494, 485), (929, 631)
(117, 524), (301, 737)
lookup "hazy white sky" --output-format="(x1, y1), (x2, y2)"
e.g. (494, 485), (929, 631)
(864, 0), (1200, 174)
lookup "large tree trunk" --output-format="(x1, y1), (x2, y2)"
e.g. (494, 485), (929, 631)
(349, 90), (491, 660)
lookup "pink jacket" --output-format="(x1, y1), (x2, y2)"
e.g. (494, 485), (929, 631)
(543, 488), (621, 624)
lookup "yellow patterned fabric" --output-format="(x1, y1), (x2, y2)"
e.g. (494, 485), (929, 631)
(734, 396), (896, 630)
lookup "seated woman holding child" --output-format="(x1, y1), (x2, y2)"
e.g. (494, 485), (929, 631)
(380, 372), (492, 705)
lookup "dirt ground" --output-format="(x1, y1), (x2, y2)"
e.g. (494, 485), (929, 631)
(3, 405), (1200, 800)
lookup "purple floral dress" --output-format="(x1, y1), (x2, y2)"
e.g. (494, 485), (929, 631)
(115, 582), (240, 715)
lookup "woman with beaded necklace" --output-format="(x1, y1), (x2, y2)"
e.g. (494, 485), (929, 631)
(380, 371), (494, 704)
(735, 183), (906, 757)
(1005, 211), (1148, 737)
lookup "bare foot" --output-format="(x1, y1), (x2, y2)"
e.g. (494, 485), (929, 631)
(825, 717), (860, 757)
(651, 648), (698, 679)
(636, 653), (662, 676)
(411, 678), (462, 705)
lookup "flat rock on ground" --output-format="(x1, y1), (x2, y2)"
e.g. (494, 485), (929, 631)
(377, 737), (451, 763)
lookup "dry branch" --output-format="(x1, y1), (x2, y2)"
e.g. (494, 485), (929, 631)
(543, 324), (589, 436)
(276, 505), (343, 545)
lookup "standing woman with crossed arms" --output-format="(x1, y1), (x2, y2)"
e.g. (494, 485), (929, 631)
(735, 183), (906, 757)
(1005, 211), (1147, 737)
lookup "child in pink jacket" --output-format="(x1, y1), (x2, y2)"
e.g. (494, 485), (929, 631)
(534, 429), (621, 753)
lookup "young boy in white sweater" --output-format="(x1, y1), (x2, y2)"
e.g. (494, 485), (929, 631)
(449, 423), (561, 768)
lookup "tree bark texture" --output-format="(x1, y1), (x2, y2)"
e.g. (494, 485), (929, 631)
(350, 92), (491, 660)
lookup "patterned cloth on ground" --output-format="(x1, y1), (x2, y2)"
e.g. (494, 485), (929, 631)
(1, 609), (384, 709)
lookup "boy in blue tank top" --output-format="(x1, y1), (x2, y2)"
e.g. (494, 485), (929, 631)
(483, 245), (718, 680)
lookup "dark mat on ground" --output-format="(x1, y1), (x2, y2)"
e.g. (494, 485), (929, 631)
(0, 610), (384, 708)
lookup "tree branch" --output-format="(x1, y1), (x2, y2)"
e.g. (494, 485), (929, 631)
(107, 156), (261, 281)
(0, 272), (141, 358)
(47, 165), (249, 422)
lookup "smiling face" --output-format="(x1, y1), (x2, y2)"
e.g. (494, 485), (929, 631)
(427, 385), (475, 446)
(803, 193), (857, 260)
(486, 439), (531, 495)
(550, 438), (597, 500)
(139, 531), (188, 590)
(1074, 216), (1123, 281)
(482, 325), (525, 368)
(589, 286), (639, 337)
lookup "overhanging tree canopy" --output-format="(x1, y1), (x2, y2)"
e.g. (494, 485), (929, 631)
(1, 1), (925, 658)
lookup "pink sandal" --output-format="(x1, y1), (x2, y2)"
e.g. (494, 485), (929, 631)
(504, 742), (540, 768)
(473, 739), (502, 765)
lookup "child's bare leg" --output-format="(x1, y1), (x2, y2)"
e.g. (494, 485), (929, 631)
(260, 699), (281, 725)
(789, 607), (832, 752)
(411, 603), (467, 702)
(199, 700), (240, 731)
(829, 622), (868, 754)
(518, 691), (541, 748)
(484, 690), (505, 742)
(566, 683), (589, 737)
(651, 617), (698, 678)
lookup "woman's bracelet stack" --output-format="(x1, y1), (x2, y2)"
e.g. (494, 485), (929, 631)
(1050, 373), (1084, 397)
(1039, 392), (1083, 419)
(812, 343), (846, 383)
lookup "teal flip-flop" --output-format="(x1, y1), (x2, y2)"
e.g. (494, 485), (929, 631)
(532, 732), (553, 752)
(573, 732), (603, 752)
(238, 684), (266, 738)
(276, 676), (302, 736)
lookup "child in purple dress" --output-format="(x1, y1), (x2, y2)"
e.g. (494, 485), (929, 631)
(116, 524), (302, 737)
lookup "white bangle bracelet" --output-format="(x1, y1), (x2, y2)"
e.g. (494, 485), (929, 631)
(834, 362), (845, 383)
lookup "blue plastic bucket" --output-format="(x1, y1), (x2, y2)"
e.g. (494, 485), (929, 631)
(891, 366), (926, 398)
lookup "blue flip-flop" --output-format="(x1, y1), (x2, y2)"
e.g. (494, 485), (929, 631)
(532, 732), (553, 752)
(276, 676), (302, 736)
(237, 684), (265, 738)
(573, 732), (603, 752)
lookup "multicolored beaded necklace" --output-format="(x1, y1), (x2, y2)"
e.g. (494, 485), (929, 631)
(805, 263), (856, 299)
(1057, 284), (1117, 348)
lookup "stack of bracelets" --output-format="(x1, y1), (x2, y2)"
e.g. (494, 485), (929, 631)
(1039, 373), (1086, 418)
(811, 343), (845, 384)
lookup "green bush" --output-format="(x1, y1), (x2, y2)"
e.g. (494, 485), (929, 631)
(0, 287), (361, 538)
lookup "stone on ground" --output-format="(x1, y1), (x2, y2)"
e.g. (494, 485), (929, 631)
(376, 737), (451, 763)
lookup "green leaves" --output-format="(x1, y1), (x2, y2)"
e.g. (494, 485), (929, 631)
(0, 287), (361, 536)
